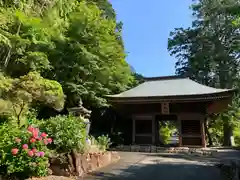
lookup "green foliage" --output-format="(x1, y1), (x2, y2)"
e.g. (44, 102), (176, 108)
(0, 72), (64, 126)
(87, 135), (112, 152)
(97, 134), (112, 151)
(45, 1), (134, 108)
(0, 0), (134, 110)
(159, 122), (172, 144)
(88, 135), (97, 145)
(220, 96), (240, 126)
(208, 117), (224, 146)
(87, 0), (116, 19)
(233, 123), (240, 146)
(40, 115), (87, 153)
(0, 124), (51, 177)
(207, 96), (240, 146)
(233, 15), (240, 26)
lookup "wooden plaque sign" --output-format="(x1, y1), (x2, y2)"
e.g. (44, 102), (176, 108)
(161, 102), (169, 114)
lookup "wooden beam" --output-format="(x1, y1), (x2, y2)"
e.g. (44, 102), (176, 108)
(152, 115), (155, 144)
(207, 98), (232, 114)
(132, 118), (135, 144)
(178, 115), (182, 147)
(108, 94), (232, 104)
(178, 113), (205, 120)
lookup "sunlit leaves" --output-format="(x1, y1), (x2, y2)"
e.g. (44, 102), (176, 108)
(0, 0), (134, 110)
(46, 1), (133, 107)
(0, 72), (65, 124)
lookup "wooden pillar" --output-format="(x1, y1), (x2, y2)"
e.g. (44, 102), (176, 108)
(155, 119), (160, 145)
(178, 115), (182, 147)
(132, 118), (135, 144)
(152, 115), (155, 144)
(201, 119), (206, 148)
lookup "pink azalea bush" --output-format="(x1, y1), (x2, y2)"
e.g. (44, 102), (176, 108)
(0, 124), (53, 177)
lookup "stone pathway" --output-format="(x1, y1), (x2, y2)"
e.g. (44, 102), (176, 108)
(211, 147), (240, 160)
(83, 152), (221, 180)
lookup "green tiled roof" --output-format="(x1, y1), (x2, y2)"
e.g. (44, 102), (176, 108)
(107, 76), (234, 99)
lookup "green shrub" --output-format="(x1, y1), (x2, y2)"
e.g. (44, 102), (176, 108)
(159, 124), (171, 144)
(97, 135), (112, 151)
(233, 124), (240, 146)
(208, 118), (224, 146)
(0, 123), (51, 177)
(40, 115), (87, 153)
(88, 135), (97, 145)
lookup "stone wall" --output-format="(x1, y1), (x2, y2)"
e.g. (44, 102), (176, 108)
(49, 151), (120, 177)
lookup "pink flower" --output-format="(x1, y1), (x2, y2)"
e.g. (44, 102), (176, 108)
(15, 138), (21, 143)
(27, 126), (34, 132)
(47, 138), (52, 144)
(35, 152), (40, 157)
(11, 148), (19, 155)
(32, 148), (37, 153)
(27, 150), (34, 157)
(22, 144), (28, 150)
(41, 132), (47, 138)
(39, 151), (45, 157)
(30, 138), (36, 143)
(32, 128), (39, 138)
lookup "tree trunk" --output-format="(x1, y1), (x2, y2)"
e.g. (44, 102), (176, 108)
(219, 74), (233, 147)
(204, 120), (213, 146)
(223, 120), (232, 146)
(66, 150), (84, 176)
(72, 149), (84, 177)
(67, 152), (75, 174)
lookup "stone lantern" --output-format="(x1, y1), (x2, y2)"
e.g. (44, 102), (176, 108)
(68, 100), (92, 135)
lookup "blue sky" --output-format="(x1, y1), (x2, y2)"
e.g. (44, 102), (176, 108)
(110, 0), (193, 77)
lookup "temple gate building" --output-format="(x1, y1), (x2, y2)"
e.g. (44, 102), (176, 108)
(106, 76), (236, 147)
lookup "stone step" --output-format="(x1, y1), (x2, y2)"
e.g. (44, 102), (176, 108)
(110, 145), (219, 156)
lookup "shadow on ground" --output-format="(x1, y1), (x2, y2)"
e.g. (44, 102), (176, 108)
(144, 153), (220, 163)
(82, 153), (220, 180)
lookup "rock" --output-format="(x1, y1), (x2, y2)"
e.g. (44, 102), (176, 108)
(48, 168), (53, 175)
(48, 151), (119, 178)
(51, 165), (70, 177)
(131, 145), (140, 152)
(80, 154), (89, 173)
(151, 146), (156, 153)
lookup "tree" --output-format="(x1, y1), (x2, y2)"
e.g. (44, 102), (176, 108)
(0, 0), (134, 110)
(168, 0), (240, 146)
(0, 72), (64, 127)
(44, 1), (134, 108)
(87, 0), (116, 19)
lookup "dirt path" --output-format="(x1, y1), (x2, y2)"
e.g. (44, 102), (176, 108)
(83, 152), (221, 180)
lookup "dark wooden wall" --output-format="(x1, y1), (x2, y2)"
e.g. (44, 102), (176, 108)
(113, 101), (209, 146)
(116, 101), (208, 115)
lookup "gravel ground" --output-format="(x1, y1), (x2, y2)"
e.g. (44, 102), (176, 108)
(83, 152), (221, 180)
